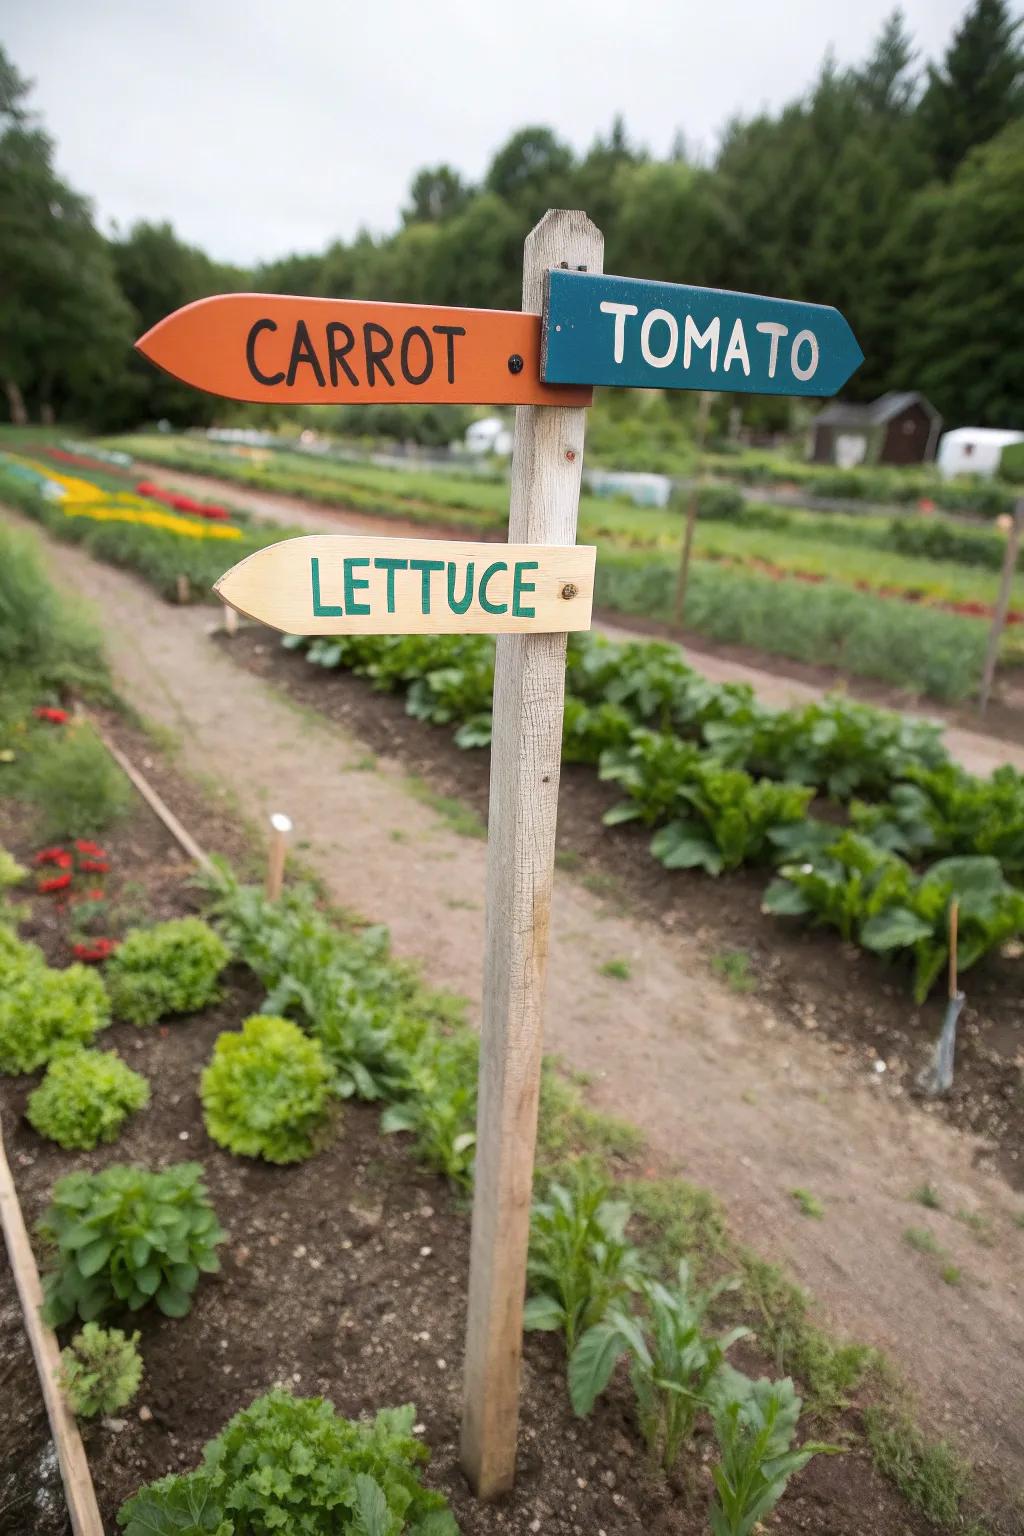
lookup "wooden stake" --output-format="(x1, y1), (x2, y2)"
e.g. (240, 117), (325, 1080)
(223, 601), (238, 637)
(460, 209), (604, 1500)
(175, 573), (191, 605)
(978, 498), (1023, 714)
(672, 390), (713, 631)
(948, 899), (959, 999)
(265, 812), (292, 900)
(0, 1117), (104, 1536)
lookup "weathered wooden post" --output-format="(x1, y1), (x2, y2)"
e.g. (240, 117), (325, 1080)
(460, 209), (604, 1498)
(978, 498), (1023, 714)
(673, 389), (713, 631)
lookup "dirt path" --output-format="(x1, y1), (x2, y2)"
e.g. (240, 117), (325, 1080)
(11, 508), (1024, 1499)
(136, 459), (1024, 778)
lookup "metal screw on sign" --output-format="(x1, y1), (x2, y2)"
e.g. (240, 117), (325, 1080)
(561, 583), (578, 600)
(507, 354), (524, 374)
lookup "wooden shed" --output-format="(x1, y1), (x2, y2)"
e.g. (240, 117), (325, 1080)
(809, 392), (941, 468)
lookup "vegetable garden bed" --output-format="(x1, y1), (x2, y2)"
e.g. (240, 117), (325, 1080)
(0, 725), (951, 1536)
(222, 629), (1024, 1190)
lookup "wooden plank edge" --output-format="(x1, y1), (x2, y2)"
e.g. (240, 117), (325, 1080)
(84, 713), (214, 874)
(0, 1116), (105, 1536)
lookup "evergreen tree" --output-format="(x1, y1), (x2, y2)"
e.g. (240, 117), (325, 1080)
(917, 0), (1022, 177)
(896, 119), (1024, 425)
(0, 47), (134, 426)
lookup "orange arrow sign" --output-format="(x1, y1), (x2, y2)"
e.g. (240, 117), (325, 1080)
(136, 293), (592, 407)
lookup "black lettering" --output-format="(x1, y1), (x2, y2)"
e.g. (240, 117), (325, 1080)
(286, 320), (326, 388)
(326, 322), (358, 386)
(246, 319), (285, 387)
(363, 323), (395, 387)
(431, 325), (466, 384)
(400, 326), (434, 386)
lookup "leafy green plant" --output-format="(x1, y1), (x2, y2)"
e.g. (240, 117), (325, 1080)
(650, 763), (813, 876)
(852, 762), (1024, 878)
(201, 1014), (334, 1164)
(39, 1162), (224, 1326)
(568, 1260), (748, 1472)
(26, 721), (131, 840)
(711, 950), (756, 993)
(524, 1171), (643, 1352)
(105, 916), (230, 1025)
(0, 520), (109, 695)
(763, 835), (1024, 1000)
(0, 847), (26, 891)
(707, 1372), (839, 1535)
(117, 1390), (458, 1536)
(0, 942), (110, 1073)
(204, 871), (431, 1101)
(381, 1031), (478, 1186)
(59, 1323), (143, 1418)
(27, 1048), (150, 1149)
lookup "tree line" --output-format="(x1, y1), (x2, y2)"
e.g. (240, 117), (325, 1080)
(0, 0), (1021, 437)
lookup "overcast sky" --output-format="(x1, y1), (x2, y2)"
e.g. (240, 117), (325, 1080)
(4, 0), (994, 266)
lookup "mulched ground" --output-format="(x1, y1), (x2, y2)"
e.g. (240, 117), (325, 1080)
(0, 734), (947, 1535)
(222, 629), (1024, 1192)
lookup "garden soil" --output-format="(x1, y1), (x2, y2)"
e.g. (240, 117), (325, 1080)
(2, 507), (1023, 1520)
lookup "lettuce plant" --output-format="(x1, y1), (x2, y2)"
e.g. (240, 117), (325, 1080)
(40, 1162), (224, 1326)
(59, 1323), (143, 1418)
(524, 1172), (643, 1352)
(106, 916), (230, 1025)
(201, 1014), (334, 1164)
(569, 1260), (748, 1471)
(27, 1048), (150, 1148)
(117, 1391), (458, 1536)
(0, 944), (109, 1073)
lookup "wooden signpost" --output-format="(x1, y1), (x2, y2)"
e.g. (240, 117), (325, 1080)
(139, 212), (860, 1503)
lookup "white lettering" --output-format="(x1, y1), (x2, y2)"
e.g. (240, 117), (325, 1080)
(599, 301), (639, 365)
(790, 329), (819, 382)
(640, 309), (679, 368)
(755, 321), (788, 379)
(683, 314), (720, 372)
(722, 318), (751, 376)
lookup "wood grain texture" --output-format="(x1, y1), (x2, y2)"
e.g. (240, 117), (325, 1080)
(0, 1117), (104, 1536)
(215, 534), (596, 636)
(460, 209), (604, 1499)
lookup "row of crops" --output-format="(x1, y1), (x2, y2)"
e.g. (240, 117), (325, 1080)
(283, 627), (1024, 1003)
(0, 439), (1020, 999)
(96, 432), (1021, 700)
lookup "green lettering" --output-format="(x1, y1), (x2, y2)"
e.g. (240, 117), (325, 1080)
(310, 556), (342, 617)
(479, 560), (508, 615)
(410, 558), (445, 614)
(373, 556), (408, 613)
(447, 560), (475, 615)
(512, 559), (538, 618)
(343, 556), (371, 616)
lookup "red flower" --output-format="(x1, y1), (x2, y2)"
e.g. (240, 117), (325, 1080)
(86, 888), (106, 901)
(74, 839), (106, 857)
(39, 873), (72, 893)
(72, 938), (118, 962)
(34, 707), (69, 725)
(78, 859), (110, 874)
(35, 847), (72, 868)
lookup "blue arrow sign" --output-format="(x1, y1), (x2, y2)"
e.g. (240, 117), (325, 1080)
(542, 270), (863, 397)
